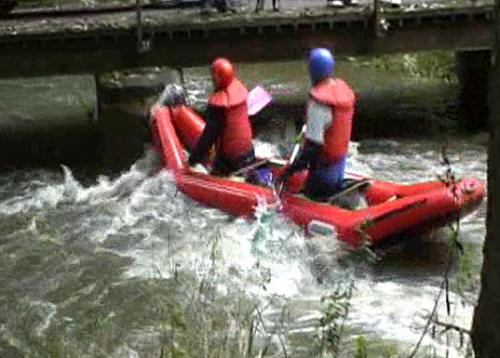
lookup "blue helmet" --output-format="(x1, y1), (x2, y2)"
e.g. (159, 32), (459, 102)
(309, 48), (335, 84)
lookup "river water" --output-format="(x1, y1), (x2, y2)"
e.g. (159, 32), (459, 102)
(0, 58), (487, 357)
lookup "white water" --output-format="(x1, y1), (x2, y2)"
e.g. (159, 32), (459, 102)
(0, 137), (486, 357)
(0, 67), (487, 357)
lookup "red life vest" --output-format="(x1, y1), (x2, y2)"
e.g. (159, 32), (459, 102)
(310, 78), (356, 162)
(208, 78), (253, 161)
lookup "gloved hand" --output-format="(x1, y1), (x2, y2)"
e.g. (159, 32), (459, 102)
(159, 84), (186, 107)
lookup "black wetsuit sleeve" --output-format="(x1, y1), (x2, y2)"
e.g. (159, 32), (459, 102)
(286, 140), (321, 175)
(189, 105), (225, 166)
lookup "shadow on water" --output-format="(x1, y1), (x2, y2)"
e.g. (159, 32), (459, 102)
(0, 75), (150, 177)
(374, 232), (453, 274)
(310, 229), (455, 287)
(0, 76), (99, 173)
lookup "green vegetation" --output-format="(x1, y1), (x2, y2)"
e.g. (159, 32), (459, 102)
(315, 279), (354, 356)
(453, 241), (482, 294)
(352, 336), (401, 358)
(351, 52), (457, 82)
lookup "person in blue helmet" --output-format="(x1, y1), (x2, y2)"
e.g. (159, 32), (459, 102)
(279, 48), (356, 200)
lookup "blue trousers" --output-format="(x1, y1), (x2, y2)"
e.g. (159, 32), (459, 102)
(304, 157), (347, 200)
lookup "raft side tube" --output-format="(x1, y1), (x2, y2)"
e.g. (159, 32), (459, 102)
(171, 105), (206, 150)
(176, 171), (278, 217)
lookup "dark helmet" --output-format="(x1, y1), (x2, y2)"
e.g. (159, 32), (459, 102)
(309, 48), (335, 84)
(159, 84), (187, 107)
(211, 58), (235, 90)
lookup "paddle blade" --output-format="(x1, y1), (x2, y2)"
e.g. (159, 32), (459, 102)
(289, 124), (306, 163)
(247, 86), (272, 116)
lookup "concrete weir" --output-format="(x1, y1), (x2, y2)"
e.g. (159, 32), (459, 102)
(94, 68), (179, 170)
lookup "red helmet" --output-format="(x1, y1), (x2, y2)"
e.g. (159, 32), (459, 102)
(211, 58), (235, 89)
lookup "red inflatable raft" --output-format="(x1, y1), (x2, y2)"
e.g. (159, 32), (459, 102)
(149, 103), (485, 248)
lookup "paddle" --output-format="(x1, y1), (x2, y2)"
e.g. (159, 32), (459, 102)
(232, 158), (271, 176)
(328, 178), (371, 203)
(277, 124), (306, 196)
(288, 124), (306, 164)
(158, 83), (272, 117)
(247, 85), (272, 116)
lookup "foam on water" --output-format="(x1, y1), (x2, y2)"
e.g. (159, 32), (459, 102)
(347, 280), (473, 358)
(102, 143), (323, 304)
(0, 138), (487, 357)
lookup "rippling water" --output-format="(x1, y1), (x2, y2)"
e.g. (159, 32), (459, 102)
(0, 134), (486, 357)
(0, 56), (487, 357)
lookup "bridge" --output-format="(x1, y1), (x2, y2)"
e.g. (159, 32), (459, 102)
(0, 3), (494, 78)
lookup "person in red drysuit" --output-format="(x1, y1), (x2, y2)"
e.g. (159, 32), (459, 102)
(188, 58), (256, 175)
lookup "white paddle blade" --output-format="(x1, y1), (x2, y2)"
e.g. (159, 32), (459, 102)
(247, 86), (272, 116)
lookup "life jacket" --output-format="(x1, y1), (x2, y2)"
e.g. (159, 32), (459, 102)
(310, 78), (355, 163)
(208, 78), (253, 161)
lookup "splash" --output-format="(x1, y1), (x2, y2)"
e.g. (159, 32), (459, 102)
(0, 139), (487, 357)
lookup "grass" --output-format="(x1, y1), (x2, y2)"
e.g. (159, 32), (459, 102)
(350, 52), (457, 83)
